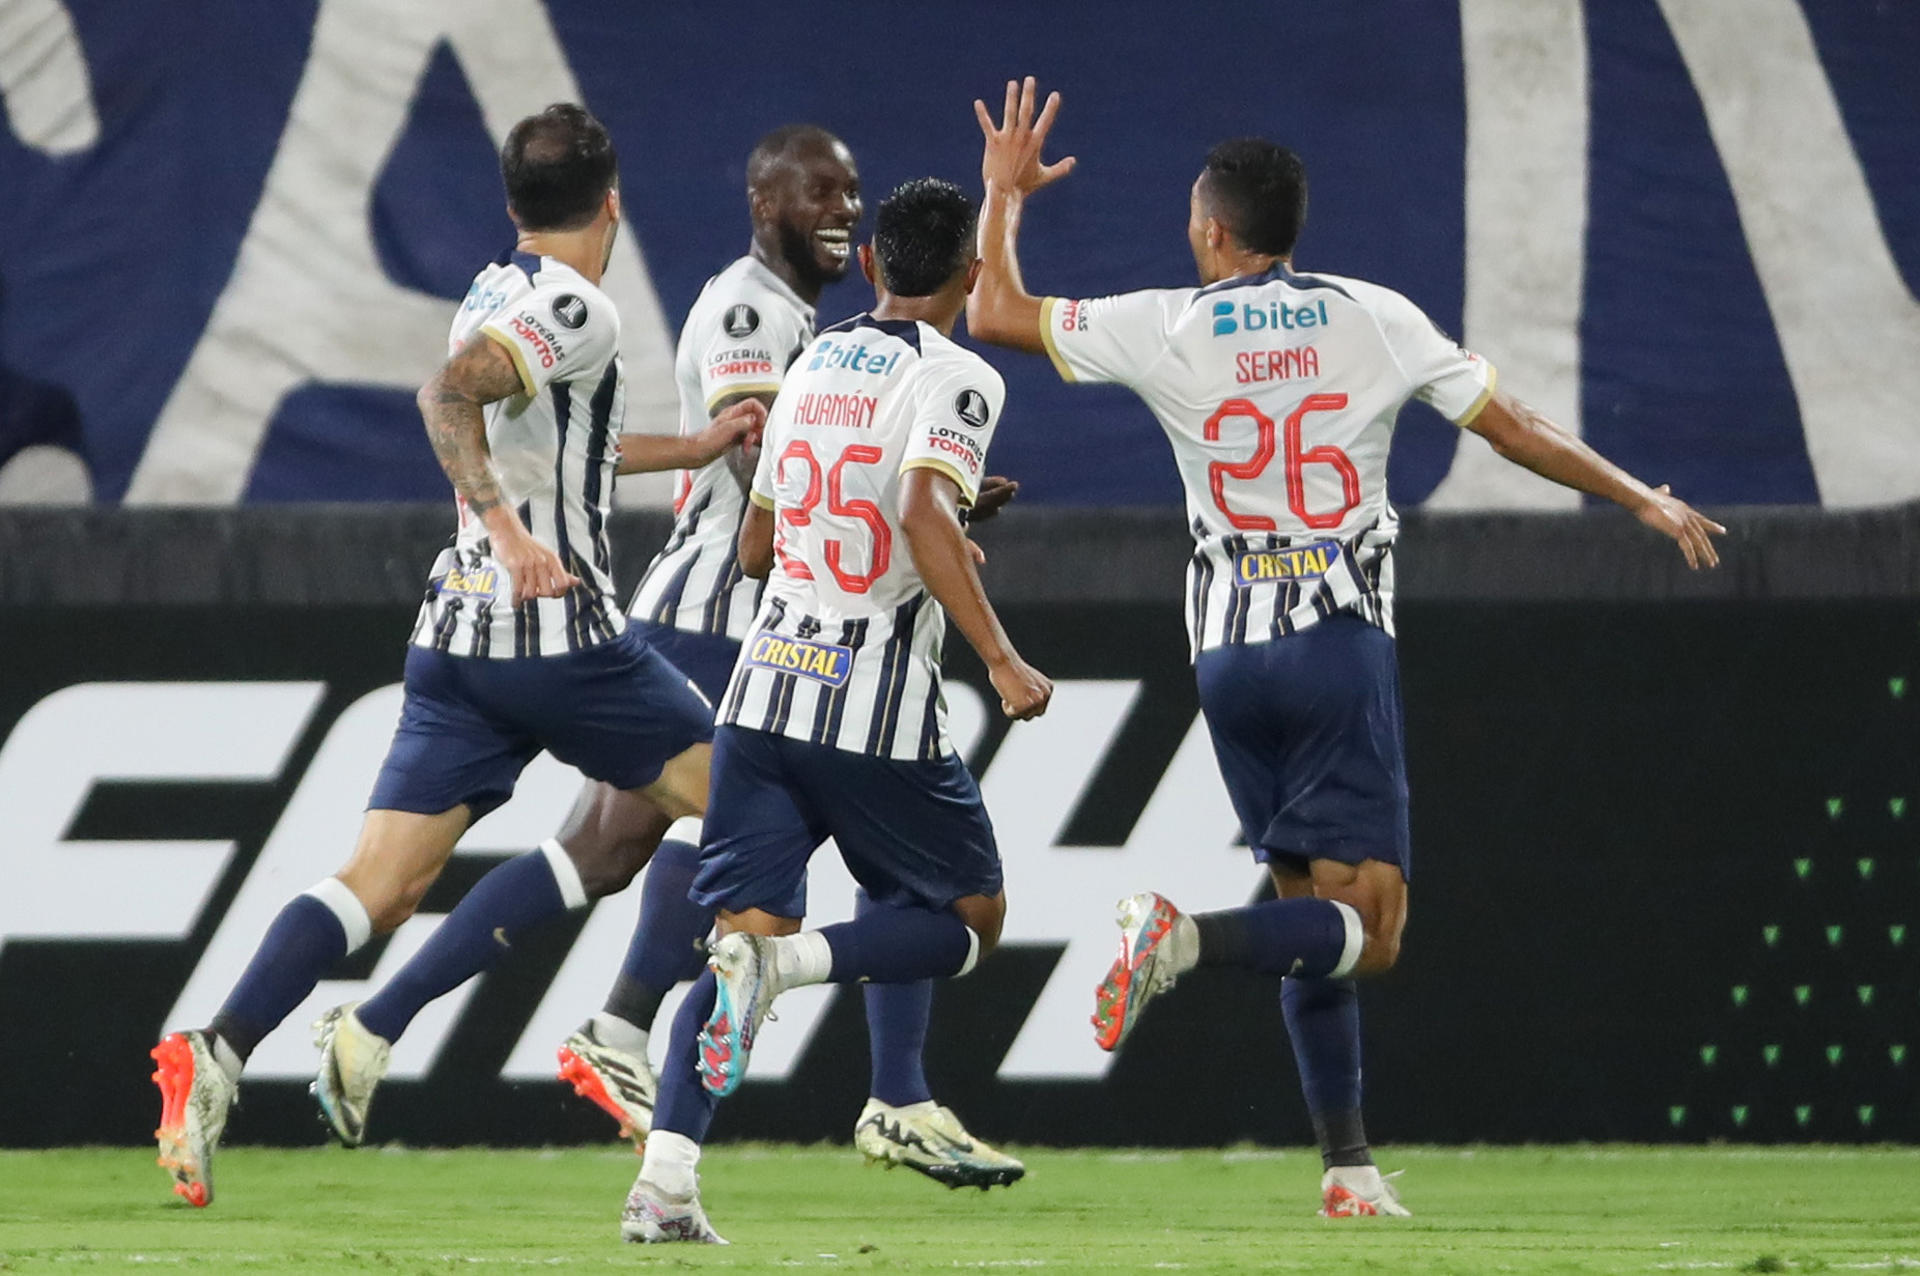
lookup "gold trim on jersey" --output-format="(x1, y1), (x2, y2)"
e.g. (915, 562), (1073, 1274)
(480, 324), (539, 397)
(1038, 297), (1078, 383)
(899, 456), (978, 505)
(704, 382), (784, 413)
(1453, 363), (1499, 427)
(749, 489), (776, 510)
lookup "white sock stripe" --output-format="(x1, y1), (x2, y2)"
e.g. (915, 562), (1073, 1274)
(664, 816), (704, 847)
(954, 927), (981, 978)
(539, 839), (590, 910)
(304, 877), (372, 954)
(1328, 900), (1365, 978)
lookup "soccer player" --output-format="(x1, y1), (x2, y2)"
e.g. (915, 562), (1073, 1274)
(964, 79), (1725, 1217)
(309, 126), (1023, 1189)
(149, 103), (730, 1208)
(621, 177), (1051, 1244)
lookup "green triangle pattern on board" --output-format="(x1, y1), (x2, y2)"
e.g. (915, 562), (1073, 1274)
(1858, 1105), (1875, 1127)
(1795, 1105), (1812, 1127)
(1892, 925), (1907, 948)
(1763, 1044), (1781, 1067)
(1826, 924), (1844, 947)
(1762, 924), (1781, 946)
(1857, 985), (1875, 1006)
(1891, 1045), (1907, 1066)
(1732, 1105), (1750, 1128)
(1793, 858), (1812, 880)
(1892, 797), (1908, 819)
(1893, 676), (1909, 700)
(1826, 1044), (1844, 1066)
(1732, 985), (1750, 1007)
(1669, 1105), (1686, 1127)
(1794, 985), (1812, 1007)
(1857, 858), (1876, 881)
(1826, 797), (1844, 819)
(1699, 1045), (1717, 1066)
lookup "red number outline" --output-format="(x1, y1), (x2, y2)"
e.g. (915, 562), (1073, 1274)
(1203, 394), (1361, 532)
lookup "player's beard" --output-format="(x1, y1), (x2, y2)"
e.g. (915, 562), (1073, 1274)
(777, 219), (843, 294)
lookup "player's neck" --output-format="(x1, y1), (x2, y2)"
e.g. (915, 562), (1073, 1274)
(515, 231), (606, 287)
(750, 240), (822, 306)
(872, 293), (962, 337)
(1212, 252), (1289, 285)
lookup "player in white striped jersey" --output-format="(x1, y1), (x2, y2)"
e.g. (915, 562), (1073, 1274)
(150, 105), (738, 1209)
(966, 80), (1725, 1219)
(623, 178), (1051, 1244)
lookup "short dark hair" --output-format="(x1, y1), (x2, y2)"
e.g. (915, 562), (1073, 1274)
(746, 123), (843, 191)
(501, 104), (618, 232)
(1200, 138), (1308, 257)
(872, 178), (976, 297)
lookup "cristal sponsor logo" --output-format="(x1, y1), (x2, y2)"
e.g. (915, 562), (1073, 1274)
(1211, 298), (1330, 336)
(723, 304), (760, 338)
(1234, 540), (1340, 587)
(1235, 346), (1320, 384)
(746, 634), (853, 687)
(791, 392), (878, 429)
(510, 315), (559, 369)
(437, 566), (503, 600)
(550, 293), (588, 330)
(805, 338), (901, 377)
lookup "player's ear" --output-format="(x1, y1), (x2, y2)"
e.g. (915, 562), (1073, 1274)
(962, 257), (983, 295)
(605, 186), (621, 223)
(858, 243), (877, 285)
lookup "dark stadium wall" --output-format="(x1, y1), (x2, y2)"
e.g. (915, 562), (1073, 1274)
(2, 505), (1913, 1147)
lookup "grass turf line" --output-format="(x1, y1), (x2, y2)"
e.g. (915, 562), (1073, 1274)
(0, 1145), (1915, 1273)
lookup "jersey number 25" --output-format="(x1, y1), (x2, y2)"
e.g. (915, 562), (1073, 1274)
(773, 440), (892, 593)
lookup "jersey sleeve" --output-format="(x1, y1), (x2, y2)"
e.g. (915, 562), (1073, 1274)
(692, 288), (801, 414)
(1369, 287), (1497, 425)
(1037, 290), (1182, 387)
(748, 427), (778, 511)
(899, 356), (1005, 506)
(480, 284), (619, 397)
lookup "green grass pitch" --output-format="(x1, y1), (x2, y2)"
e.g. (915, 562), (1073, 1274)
(1, 1145), (1915, 1272)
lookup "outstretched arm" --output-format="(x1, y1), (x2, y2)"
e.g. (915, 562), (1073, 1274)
(968, 76), (1076, 352)
(899, 468), (1051, 720)
(418, 336), (579, 603)
(1466, 391), (1726, 569)
(617, 398), (767, 476)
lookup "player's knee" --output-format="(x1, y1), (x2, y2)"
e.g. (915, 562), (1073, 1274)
(1352, 920), (1402, 975)
(951, 892), (1005, 958)
(365, 882), (429, 935)
(562, 832), (649, 899)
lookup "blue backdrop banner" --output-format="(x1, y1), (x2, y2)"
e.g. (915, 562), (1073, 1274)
(0, 0), (1915, 509)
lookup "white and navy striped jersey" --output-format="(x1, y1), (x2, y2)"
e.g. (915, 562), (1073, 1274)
(1040, 268), (1495, 656)
(719, 315), (1004, 762)
(626, 256), (816, 640)
(410, 251), (628, 659)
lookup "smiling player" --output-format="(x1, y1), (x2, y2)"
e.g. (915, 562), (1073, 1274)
(966, 79), (1725, 1218)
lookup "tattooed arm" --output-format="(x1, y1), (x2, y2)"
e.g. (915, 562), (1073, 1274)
(416, 335), (579, 604)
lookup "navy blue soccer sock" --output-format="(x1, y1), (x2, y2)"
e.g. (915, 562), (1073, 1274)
(650, 970), (721, 1143)
(357, 843), (584, 1043)
(208, 879), (370, 1063)
(855, 890), (935, 1106)
(817, 903), (975, 984)
(602, 837), (711, 1033)
(1192, 897), (1358, 979)
(1282, 976), (1372, 1168)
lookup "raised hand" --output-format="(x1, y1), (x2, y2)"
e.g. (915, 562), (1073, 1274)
(975, 76), (1076, 197)
(1637, 484), (1727, 570)
(969, 475), (1020, 522)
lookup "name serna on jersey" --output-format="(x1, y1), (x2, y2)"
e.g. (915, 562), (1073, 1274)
(410, 251), (627, 659)
(626, 256), (816, 641)
(720, 314), (1004, 762)
(1040, 265), (1496, 656)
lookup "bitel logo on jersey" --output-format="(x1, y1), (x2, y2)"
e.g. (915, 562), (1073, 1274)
(0, 672), (1264, 1086)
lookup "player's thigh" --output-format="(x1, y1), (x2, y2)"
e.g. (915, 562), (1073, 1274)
(1306, 856), (1408, 974)
(337, 806), (471, 933)
(532, 629), (716, 812)
(1194, 645), (1290, 854)
(556, 779), (674, 898)
(805, 748), (1004, 922)
(691, 727), (821, 921)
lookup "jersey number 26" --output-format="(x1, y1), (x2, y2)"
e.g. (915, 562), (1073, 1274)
(1203, 394), (1359, 532)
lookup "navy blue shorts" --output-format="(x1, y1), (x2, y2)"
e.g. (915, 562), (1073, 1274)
(1194, 614), (1410, 877)
(691, 725), (1002, 917)
(368, 626), (716, 822)
(628, 619), (741, 705)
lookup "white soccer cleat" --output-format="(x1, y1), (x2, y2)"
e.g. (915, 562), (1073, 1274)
(1320, 1165), (1412, 1217)
(1092, 891), (1192, 1052)
(557, 1021), (656, 1148)
(698, 932), (781, 1097)
(620, 1175), (728, 1244)
(853, 1099), (1026, 1190)
(311, 1003), (391, 1148)
(150, 1030), (236, 1208)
